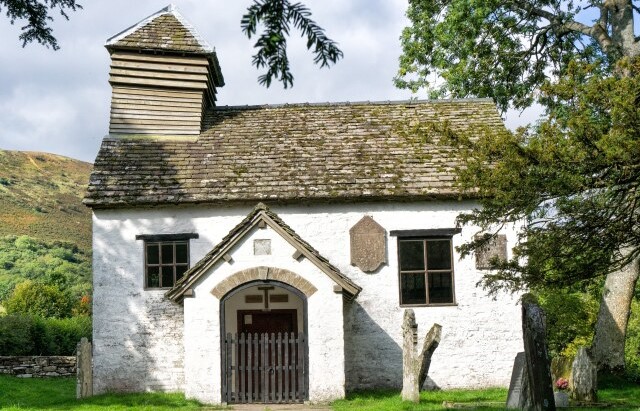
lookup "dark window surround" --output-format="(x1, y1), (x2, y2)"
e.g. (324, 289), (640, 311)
(136, 233), (198, 290)
(394, 229), (458, 307)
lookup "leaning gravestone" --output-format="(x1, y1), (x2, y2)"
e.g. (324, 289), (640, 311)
(506, 352), (527, 408)
(521, 294), (556, 410)
(571, 347), (597, 403)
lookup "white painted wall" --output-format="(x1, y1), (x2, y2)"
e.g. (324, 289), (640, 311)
(92, 200), (523, 402)
(183, 224), (345, 403)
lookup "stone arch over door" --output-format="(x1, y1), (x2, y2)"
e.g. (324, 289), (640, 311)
(219, 274), (310, 404)
(211, 266), (318, 299)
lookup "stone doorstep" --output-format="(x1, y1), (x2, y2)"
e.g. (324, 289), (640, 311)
(229, 405), (332, 411)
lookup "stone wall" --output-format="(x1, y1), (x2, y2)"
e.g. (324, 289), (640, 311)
(0, 356), (76, 378)
(92, 200), (523, 402)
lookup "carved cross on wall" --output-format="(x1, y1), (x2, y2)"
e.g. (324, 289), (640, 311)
(257, 286), (274, 311)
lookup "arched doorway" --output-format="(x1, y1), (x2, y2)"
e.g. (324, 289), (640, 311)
(220, 280), (308, 404)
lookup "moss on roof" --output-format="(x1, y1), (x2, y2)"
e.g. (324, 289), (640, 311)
(84, 99), (505, 208)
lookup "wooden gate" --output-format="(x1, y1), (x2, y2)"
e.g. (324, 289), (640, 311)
(222, 332), (307, 404)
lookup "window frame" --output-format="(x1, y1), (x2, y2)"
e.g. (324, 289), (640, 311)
(391, 229), (459, 307)
(136, 233), (198, 290)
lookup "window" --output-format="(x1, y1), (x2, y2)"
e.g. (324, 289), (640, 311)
(136, 233), (198, 289)
(396, 234), (456, 306)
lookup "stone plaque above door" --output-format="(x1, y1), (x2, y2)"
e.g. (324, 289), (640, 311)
(350, 216), (387, 273)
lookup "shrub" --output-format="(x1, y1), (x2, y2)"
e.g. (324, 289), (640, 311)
(625, 298), (640, 381)
(4, 280), (73, 318)
(39, 316), (92, 355)
(0, 314), (91, 355)
(0, 314), (35, 355)
(537, 288), (599, 358)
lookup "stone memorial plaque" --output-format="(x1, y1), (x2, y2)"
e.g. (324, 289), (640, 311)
(253, 239), (271, 255)
(506, 352), (526, 409)
(475, 234), (507, 269)
(350, 216), (386, 272)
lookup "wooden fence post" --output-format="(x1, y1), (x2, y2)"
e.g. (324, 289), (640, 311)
(76, 337), (92, 399)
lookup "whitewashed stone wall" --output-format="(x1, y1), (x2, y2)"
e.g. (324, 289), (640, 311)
(92, 200), (522, 401)
(92, 215), (185, 394)
(183, 224), (345, 404)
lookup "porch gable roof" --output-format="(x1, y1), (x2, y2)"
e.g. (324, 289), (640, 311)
(165, 203), (362, 302)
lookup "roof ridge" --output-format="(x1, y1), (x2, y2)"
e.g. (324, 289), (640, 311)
(165, 203), (361, 302)
(213, 98), (495, 111)
(105, 4), (214, 53)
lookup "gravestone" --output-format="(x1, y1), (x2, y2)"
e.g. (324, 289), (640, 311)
(349, 215), (386, 272)
(521, 294), (556, 410)
(401, 309), (442, 402)
(571, 347), (597, 403)
(506, 352), (527, 409)
(76, 337), (93, 398)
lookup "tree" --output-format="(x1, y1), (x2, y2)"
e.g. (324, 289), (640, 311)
(1, 0), (81, 50)
(241, 0), (343, 88)
(3, 0), (341, 89)
(395, 0), (639, 372)
(396, 0), (639, 111)
(4, 279), (73, 318)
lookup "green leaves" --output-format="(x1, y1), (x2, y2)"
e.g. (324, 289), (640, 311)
(4, 280), (74, 318)
(451, 59), (640, 294)
(0, 235), (91, 303)
(395, 0), (606, 111)
(0, 0), (82, 50)
(241, 0), (343, 88)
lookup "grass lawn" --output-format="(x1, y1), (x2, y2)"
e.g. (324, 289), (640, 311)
(0, 374), (638, 410)
(0, 375), (220, 410)
(333, 375), (640, 410)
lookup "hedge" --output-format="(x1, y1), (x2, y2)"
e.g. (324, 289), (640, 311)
(0, 314), (91, 356)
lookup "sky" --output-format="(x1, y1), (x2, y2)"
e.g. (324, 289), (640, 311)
(0, 1), (539, 163)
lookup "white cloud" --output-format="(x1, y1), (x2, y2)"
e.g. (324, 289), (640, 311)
(0, 1), (542, 162)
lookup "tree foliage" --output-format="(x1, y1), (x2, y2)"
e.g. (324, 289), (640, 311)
(0, 314), (91, 355)
(0, 0), (81, 50)
(241, 0), (343, 88)
(0, 235), (91, 303)
(396, 0), (640, 111)
(449, 59), (640, 292)
(4, 279), (73, 318)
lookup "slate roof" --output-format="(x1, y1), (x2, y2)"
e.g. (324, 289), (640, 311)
(105, 5), (224, 87)
(106, 5), (213, 54)
(84, 99), (505, 208)
(165, 203), (362, 302)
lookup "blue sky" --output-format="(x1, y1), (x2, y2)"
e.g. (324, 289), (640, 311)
(0, 1), (538, 163)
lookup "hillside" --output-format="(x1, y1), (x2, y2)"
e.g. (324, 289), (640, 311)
(0, 150), (92, 251)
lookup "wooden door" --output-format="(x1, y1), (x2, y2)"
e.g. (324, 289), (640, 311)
(238, 309), (297, 335)
(224, 309), (305, 404)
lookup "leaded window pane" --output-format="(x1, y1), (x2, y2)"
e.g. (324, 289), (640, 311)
(175, 243), (188, 264)
(147, 266), (160, 288)
(162, 266), (174, 287)
(428, 272), (453, 304)
(161, 244), (174, 264)
(399, 240), (425, 271)
(426, 240), (451, 270)
(176, 264), (188, 281)
(146, 244), (159, 265)
(401, 273), (426, 305)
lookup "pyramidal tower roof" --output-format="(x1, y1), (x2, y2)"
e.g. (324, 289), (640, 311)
(106, 4), (214, 54)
